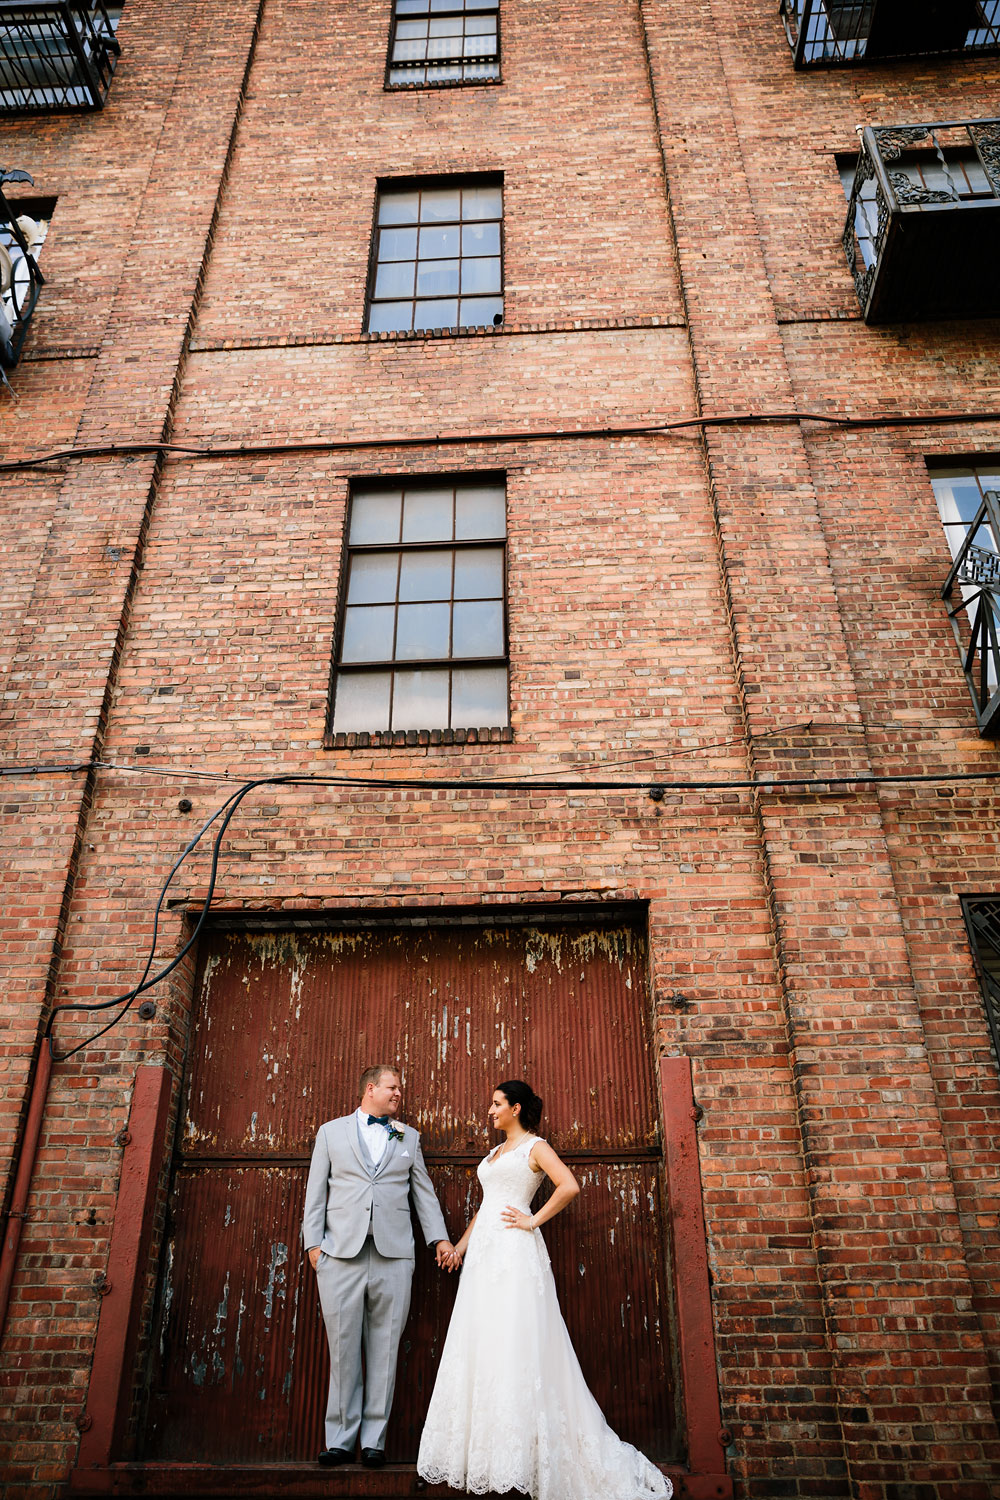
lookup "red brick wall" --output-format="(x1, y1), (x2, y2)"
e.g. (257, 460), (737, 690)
(2, 2), (1000, 1497)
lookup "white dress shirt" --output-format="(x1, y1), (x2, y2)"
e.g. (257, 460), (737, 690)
(356, 1105), (391, 1166)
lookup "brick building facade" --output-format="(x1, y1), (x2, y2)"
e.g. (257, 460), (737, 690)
(2, 3), (1000, 1498)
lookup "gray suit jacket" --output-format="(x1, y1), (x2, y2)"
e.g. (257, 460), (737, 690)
(302, 1114), (448, 1261)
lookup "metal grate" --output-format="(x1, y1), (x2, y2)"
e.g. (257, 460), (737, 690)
(0, 1), (120, 112)
(780, 0), (1000, 66)
(963, 898), (1000, 1071)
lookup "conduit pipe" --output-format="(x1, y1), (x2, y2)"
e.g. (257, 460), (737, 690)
(0, 1035), (53, 1341)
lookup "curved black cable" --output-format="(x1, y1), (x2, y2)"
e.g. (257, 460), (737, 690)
(49, 776), (276, 1061)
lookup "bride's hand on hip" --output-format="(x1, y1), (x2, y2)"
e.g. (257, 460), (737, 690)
(502, 1205), (535, 1231)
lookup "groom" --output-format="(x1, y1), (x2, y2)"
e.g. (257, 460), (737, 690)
(302, 1063), (455, 1468)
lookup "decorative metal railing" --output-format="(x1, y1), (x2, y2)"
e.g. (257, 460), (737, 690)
(0, 1), (119, 111)
(843, 119), (1000, 322)
(942, 489), (1000, 736)
(964, 898), (1000, 1070)
(780, 0), (1000, 66)
(0, 171), (44, 367)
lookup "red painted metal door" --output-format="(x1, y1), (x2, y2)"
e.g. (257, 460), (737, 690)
(142, 918), (678, 1464)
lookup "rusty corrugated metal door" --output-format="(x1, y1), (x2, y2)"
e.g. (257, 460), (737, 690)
(142, 919), (677, 1463)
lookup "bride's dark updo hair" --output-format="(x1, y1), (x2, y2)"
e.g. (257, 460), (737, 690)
(497, 1079), (543, 1133)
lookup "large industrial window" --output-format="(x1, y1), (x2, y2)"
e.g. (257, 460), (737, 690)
(962, 898), (1000, 1069)
(386, 0), (500, 87)
(365, 177), (503, 334)
(329, 477), (509, 741)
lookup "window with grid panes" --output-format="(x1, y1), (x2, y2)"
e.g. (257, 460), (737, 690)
(366, 178), (502, 334)
(387, 0), (499, 87)
(330, 479), (509, 738)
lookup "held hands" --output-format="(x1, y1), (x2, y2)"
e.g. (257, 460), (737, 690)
(436, 1240), (463, 1272)
(501, 1205), (535, 1232)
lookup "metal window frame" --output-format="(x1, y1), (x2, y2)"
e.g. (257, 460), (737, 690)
(363, 172), (505, 336)
(325, 472), (511, 746)
(384, 0), (501, 91)
(961, 897), (1000, 1071)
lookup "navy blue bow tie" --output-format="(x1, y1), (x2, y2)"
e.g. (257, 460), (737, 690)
(367, 1115), (389, 1127)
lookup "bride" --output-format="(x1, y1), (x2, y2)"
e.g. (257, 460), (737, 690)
(417, 1080), (672, 1500)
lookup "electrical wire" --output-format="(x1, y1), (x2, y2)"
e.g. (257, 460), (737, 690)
(44, 758), (1000, 1060)
(2, 405), (1000, 476)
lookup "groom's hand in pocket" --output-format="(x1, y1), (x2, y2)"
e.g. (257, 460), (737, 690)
(308, 1246), (321, 1270)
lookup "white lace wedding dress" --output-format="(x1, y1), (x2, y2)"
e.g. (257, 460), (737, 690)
(417, 1134), (672, 1500)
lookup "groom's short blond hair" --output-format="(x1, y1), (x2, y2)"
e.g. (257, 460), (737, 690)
(359, 1062), (399, 1095)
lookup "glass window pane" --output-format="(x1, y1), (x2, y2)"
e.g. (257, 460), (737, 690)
(429, 0), (458, 9)
(428, 16), (463, 35)
(342, 605), (396, 663)
(403, 487), (454, 542)
(392, 669), (450, 729)
(427, 61), (462, 79)
(464, 30), (492, 53)
(393, 37), (429, 60)
(462, 220), (500, 255)
(455, 483), (505, 539)
(417, 258), (460, 296)
(462, 183), (502, 220)
(453, 600), (503, 656)
(395, 19), (429, 38)
(414, 298), (458, 328)
(466, 0), (497, 10)
(379, 226), (418, 260)
(465, 14), (495, 34)
(350, 491), (401, 544)
(420, 187), (461, 222)
(396, 601), (452, 659)
(375, 260), (416, 298)
(396, 0), (428, 12)
(347, 552), (399, 604)
(333, 671), (392, 733)
(464, 60), (500, 78)
(389, 64), (425, 83)
(458, 295), (502, 326)
(399, 548), (453, 600)
(451, 665), (507, 726)
(419, 224), (460, 258)
(379, 190), (420, 225)
(460, 256), (501, 294)
(454, 546), (503, 598)
(368, 300), (414, 332)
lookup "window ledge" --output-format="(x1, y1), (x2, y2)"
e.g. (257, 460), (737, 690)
(325, 726), (513, 750)
(385, 75), (502, 92)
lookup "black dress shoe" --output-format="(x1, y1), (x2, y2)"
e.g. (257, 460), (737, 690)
(361, 1448), (385, 1468)
(318, 1447), (354, 1466)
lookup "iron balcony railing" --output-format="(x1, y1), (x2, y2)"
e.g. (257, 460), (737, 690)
(781, 0), (1000, 66)
(941, 489), (1000, 737)
(843, 119), (1000, 323)
(0, 1), (119, 112)
(0, 171), (44, 367)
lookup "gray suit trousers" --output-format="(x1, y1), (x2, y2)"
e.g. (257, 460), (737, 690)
(315, 1238), (413, 1452)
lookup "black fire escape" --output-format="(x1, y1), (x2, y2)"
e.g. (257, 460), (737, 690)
(781, 0), (1000, 66)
